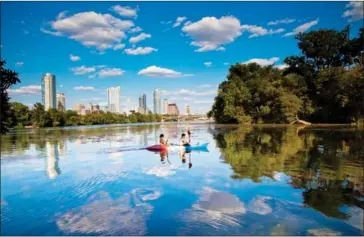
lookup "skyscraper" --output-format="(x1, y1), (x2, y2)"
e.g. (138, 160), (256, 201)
(185, 104), (191, 115)
(153, 89), (161, 114)
(56, 93), (66, 111)
(107, 86), (121, 113)
(138, 93), (147, 114)
(168, 103), (179, 115)
(41, 73), (56, 110)
(163, 99), (168, 114)
(75, 104), (85, 115)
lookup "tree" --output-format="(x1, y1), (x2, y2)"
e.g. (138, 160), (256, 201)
(9, 102), (31, 128)
(0, 60), (21, 134)
(210, 27), (364, 124)
(31, 103), (52, 127)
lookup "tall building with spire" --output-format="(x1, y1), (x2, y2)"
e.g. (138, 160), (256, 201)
(41, 73), (56, 110)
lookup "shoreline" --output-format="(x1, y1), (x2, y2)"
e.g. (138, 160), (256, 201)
(8, 121), (361, 132)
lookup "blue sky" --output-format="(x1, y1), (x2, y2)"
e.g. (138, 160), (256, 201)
(2, 1), (363, 114)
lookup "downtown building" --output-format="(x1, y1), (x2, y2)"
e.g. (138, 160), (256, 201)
(168, 103), (179, 115)
(138, 93), (147, 114)
(185, 104), (192, 115)
(153, 89), (161, 115)
(56, 93), (66, 111)
(107, 86), (121, 113)
(41, 73), (56, 110)
(163, 99), (168, 115)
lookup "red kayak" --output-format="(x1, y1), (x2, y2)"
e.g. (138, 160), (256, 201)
(146, 145), (168, 151)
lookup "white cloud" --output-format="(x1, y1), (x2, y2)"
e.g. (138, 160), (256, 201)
(162, 89), (216, 97)
(204, 62), (212, 67)
(161, 20), (172, 25)
(173, 16), (187, 28)
(276, 64), (288, 70)
(40, 28), (63, 36)
(98, 68), (125, 77)
(129, 33), (151, 44)
(57, 11), (68, 20)
(110, 5), (138, 18)
(223, 62), (230, 65)
(138, 66), (192, 78)
(342, 2), (363, 22)
(8, 85), (41, 96)
(60, 85), (64, 88)
(69, 54), (80, 61)
(182, 16), (242, 52)
(16, 62), (24, 66)
(124, 47), (157, 55)
(198, 84), (213, 88)
(194, 100), (214, 104)
(42, 11), (134, 51)
(267, 18), (296, 25)
(184, 21), (192, 26)
(241, 25), (285, 38)
(113, 43), (125, 50)
(242, 57), (279, 66)
(71, 65), (96, 75)
(283, 19), (319, 37)
(129, 26), (142, 33)
(74, 86), (95, 91)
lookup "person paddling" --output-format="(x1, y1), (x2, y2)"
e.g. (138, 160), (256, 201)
(179, 130), (191, 146)
(159, 134), (168, 146)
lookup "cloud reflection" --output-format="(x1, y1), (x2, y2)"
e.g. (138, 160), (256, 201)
(178, 187), (245, 233)
(56, 188), (162, 235)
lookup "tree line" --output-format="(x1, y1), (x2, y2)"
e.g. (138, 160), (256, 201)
(209, 27), (364, 124)
(7, 102), (162, 128)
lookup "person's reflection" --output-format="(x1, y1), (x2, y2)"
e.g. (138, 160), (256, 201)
(160, 150), (167, 164)
(180, 150), (193, 169)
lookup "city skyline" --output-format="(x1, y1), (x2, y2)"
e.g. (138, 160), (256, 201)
(4, 2), (363, 114)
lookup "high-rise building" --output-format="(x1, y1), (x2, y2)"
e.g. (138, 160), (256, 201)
(56, 93), (66, 111)
(41, 73), (56, 110)
(107, 86), (121, 113)
(138, 93), (147, 114)
(75, 104), (85, 115)
(168, 103), (179, 115)
(185, 104), (192, 115)
(163, 99), (169, 114)
(153, 89), (161, 114)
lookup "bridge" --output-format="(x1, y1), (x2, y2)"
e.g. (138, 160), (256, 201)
(161, 115), (210, 122)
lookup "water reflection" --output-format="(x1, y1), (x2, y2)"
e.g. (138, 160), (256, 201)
(179, 187), (246, 235)
(212, 126), (364, 224)
(56, 188), (162, 235)
(45, 142), (61, 179)
(1, 124), (363, 235)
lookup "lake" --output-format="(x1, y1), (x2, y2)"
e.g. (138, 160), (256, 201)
(1, 123), (363, 236)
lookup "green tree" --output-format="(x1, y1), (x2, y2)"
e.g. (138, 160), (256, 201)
(0, 60), (21, 134)
(9, 102), (31, 128)
(31, 103), (52, 127)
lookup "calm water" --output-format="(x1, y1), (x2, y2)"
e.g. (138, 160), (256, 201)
(1, 123), (363, 236)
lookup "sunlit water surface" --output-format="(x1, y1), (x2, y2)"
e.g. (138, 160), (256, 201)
(1, 123), (363, 236)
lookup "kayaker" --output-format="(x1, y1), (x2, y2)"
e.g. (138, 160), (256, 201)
(159, 134), (168, 146)
(179, 133), (190, 146)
